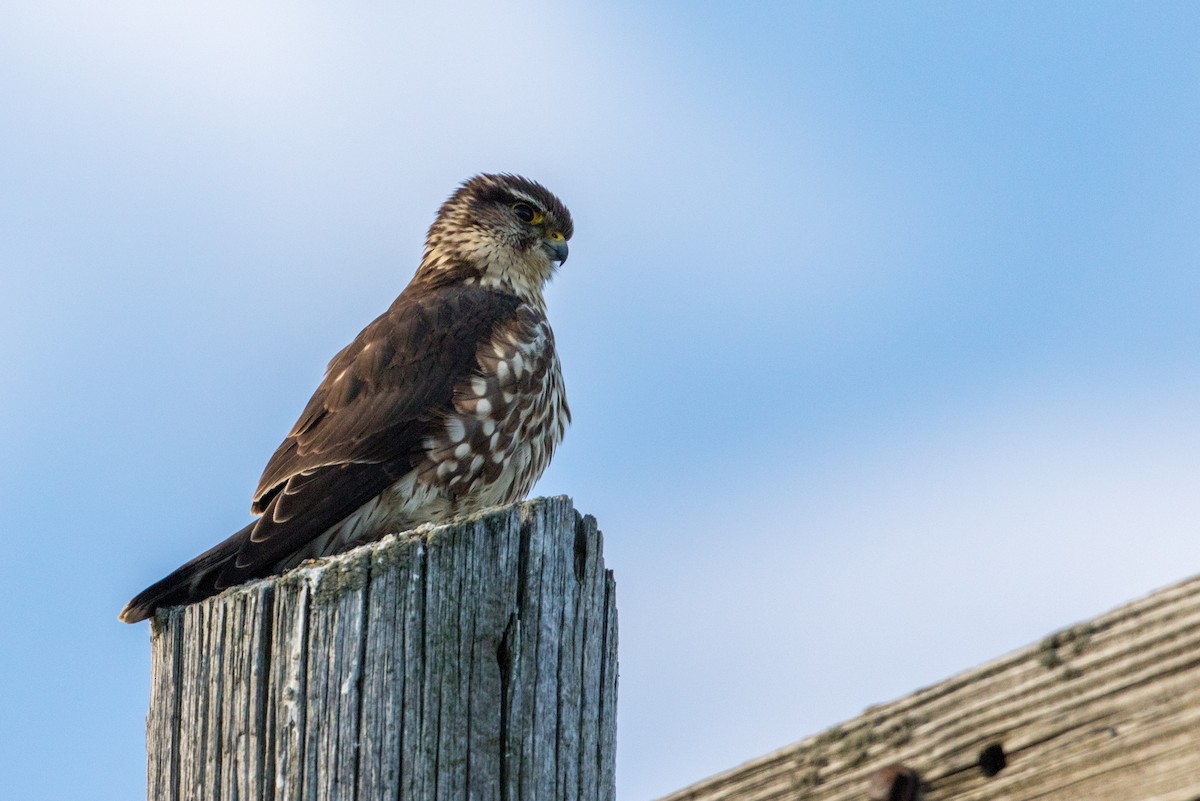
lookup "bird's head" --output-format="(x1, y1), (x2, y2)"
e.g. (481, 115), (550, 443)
(418, 174), (574, 303)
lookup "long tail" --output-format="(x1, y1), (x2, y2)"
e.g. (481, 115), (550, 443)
(118, 522), (253, 623)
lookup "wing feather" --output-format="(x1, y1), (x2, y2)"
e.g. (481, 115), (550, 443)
(223, 282), (519, 583)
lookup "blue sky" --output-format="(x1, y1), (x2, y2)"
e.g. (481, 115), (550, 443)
(2, 2), (1199, 799)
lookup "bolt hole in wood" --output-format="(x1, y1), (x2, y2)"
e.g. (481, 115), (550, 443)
(867, 764), (921, 801)
(978, 743), (1007, 777)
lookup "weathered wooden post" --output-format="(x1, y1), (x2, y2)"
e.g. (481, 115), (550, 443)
(144, 496), (617, 801)
(657, 574), (1200, 801)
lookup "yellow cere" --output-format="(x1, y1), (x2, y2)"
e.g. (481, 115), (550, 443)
(546, 230), (565, 242)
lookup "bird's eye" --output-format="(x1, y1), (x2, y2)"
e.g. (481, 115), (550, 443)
(512, 203), (542, 224)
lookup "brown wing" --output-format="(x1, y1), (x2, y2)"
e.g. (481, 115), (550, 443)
(213, 282), (521, 587)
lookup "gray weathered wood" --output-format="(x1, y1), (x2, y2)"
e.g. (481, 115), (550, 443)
(145, 496), (617, 801)
(658, 574), (1200, 801)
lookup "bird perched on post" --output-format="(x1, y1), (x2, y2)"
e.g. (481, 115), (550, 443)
(120, 174), (573, 623)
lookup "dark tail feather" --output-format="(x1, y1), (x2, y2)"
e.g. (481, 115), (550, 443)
(118, 522), (253, 623)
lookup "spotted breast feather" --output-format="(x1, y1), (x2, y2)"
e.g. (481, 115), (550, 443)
(419, 302), (569, 507)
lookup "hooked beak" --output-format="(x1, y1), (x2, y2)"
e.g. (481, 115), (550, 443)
(542, 234), (569, 265)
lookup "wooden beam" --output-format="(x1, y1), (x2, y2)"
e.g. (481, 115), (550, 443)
(658, 575), (1200, 801)
(145, 496), (617, 801)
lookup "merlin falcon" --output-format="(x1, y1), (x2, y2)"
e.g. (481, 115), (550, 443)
(120, 174), (573, 623)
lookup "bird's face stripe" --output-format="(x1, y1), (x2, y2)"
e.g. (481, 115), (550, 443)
(416, 174), (573, 306)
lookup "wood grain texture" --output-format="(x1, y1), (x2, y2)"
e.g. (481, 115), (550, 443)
(145, 496), (616, 801)
(658, 575), (1200, 801)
